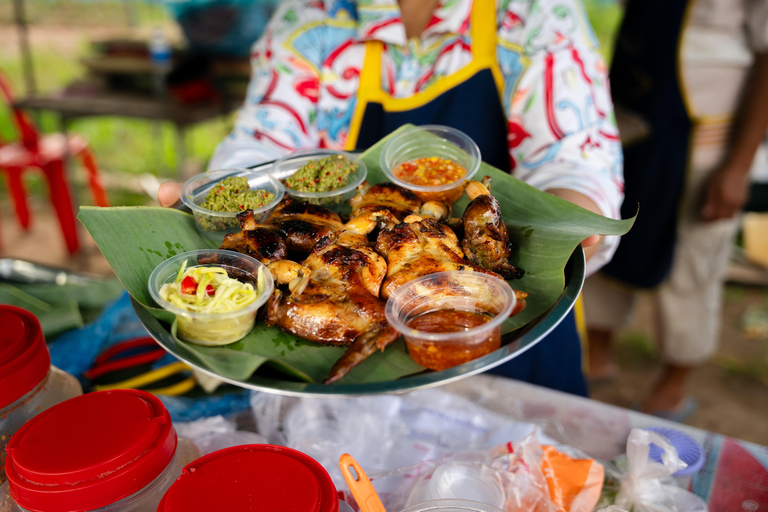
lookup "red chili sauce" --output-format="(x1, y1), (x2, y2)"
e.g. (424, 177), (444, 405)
(394, 157), (466, 187)
(404, 309), (500, 370)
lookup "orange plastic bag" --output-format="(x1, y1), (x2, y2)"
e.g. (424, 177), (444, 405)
(540, 445), (605, 512)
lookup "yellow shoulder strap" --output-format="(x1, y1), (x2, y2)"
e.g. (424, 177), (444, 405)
(345, 0), (502, 150)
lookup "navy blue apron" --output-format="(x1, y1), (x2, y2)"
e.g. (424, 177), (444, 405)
(601, 0), (692, 288)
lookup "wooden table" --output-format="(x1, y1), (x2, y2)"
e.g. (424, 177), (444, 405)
(14, 90), (242, 178)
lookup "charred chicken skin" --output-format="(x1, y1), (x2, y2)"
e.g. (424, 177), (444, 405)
(262, 197), (345, 257)
(351, 181), (452, 223)
(461, 177), (525, 280)
(350, 182), (423, 221)
(375, 215), (499, 300)
(266, 232), (397, 384)
(215, 197), (348, 266)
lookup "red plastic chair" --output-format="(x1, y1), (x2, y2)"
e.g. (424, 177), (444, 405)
(0, 71), (109, 254)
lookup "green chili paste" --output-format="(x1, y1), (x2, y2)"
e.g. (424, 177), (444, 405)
(283, 154), (358, 193)
(200, 176), (275, 212)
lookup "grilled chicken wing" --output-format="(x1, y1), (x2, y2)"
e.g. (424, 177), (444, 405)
(350, 182), (422, 221)
(461, 178), (524, 280)
(213, 198), (342, 265)
(375, 216), (499, 300)
(351, 181), (451, 224)
(263, 197), (345, 257)
(216, 210), (288, 265)
(266, 232), (397, 384)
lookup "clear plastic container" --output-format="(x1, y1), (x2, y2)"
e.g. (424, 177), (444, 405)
(180, 168), (284, 244)
(385, 271), (516, 370)
(157, 444), (352, 512)
(400, 499), (505, 512)
(380, 125), (480, 204)
(270, 149), (367, 216)
(0, 306), (83, 484)
(1, 390), (200, 512)
(404, 463), (507, 509)
(148, 249), (274, 346)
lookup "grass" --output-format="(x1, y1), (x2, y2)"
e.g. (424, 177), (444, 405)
(0, 0), (624, 208)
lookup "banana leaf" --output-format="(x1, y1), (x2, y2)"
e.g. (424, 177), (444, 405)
(79, 125), (634, 385)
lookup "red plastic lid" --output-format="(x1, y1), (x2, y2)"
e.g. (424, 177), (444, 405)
(157, 444), (339, 512)
(5, 389), (177, 512)
(0, 306), (51, 409)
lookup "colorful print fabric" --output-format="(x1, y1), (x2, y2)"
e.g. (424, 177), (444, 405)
(210, 0), (625, 272)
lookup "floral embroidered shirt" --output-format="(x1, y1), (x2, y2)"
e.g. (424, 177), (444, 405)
(210, 0), (625, 273)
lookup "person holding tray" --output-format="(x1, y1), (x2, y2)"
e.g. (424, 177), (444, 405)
(159, 0), (624, 396)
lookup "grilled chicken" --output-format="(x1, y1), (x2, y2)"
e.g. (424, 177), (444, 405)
(215, 211), (288, 265)
(375, 215), (499, 300)
(266, 231), (397, 384)
(351, 181), (451, 224)
(350, 182), (422, 221)
(262, 197), (345, 258)
(461, 178), (524, 280)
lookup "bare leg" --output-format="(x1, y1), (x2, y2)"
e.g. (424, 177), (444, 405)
(587, 327), (618, 380)
(642, 364), (693, 413)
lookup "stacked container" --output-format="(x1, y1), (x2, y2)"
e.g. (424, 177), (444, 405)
(0, 306), (82, 483)
(0, 389), (199, 512)
(157, 444), (354, 511)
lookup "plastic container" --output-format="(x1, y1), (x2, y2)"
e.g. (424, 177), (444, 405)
(400, 500), (505, 512)
(380, 125), (480, 204)
(157, 444), (354, 512)
(148, 249), (274, 346)
(180, 168), (284, 244)
(645, 427), (705, 476)
(0, 306), (82, 484)
(271, 149), (367, 216)
(0, 389), (200, 512)
(385, 271), (516, 370)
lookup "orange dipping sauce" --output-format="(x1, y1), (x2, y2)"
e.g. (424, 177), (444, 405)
(394, 157), (466, 187)
(404, 310), (501, 370)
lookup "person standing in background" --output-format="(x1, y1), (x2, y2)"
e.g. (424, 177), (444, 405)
(161, 0), (625, 396)
(583, 0), (768, 419)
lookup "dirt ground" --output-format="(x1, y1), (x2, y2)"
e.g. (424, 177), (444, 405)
(2, 197), (767, 446)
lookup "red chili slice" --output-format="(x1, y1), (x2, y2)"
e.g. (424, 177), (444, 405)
(180, 276), (198, 295)
(205, 284), (215, 296)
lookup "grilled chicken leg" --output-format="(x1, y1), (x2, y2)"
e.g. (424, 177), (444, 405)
(461, 177), (524, 280)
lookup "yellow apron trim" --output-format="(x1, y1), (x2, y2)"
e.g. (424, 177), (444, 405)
(676, 0), (697, 122)
(346, 0), (502, 150)
(574, 295), (589, 375)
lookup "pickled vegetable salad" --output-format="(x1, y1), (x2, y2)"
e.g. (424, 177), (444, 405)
(159, 262), (267, 313)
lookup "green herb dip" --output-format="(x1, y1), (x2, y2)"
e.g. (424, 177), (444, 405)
(200, 176), (275, 212)
(283, 154), (358, 193)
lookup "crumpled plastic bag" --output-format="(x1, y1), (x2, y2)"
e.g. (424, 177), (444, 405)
(249, 388), (557, 492)
(612, 429), (708, 512)
(175, 415), (267, 456)
(367, 431), (603, 512)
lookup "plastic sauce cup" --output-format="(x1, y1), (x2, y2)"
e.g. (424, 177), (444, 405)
(380, 125), (480, 204)
(0, 306), (82, 484)
(385, 271), (516, 370)
(181, 169), (284, 245)
(1, 389), (200, 512)
(271, 149), (367, 217)
(157, 444), (353, 512)
(148, 249), (274, 346)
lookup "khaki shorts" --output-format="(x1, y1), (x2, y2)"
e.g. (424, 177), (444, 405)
(582, 210), (737, 367)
